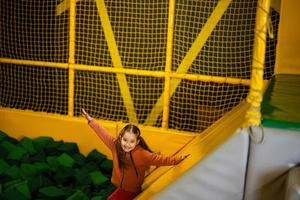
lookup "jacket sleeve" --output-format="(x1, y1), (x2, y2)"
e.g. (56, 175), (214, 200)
(143, 151), (184, 166)
(88, 119), (115, 150)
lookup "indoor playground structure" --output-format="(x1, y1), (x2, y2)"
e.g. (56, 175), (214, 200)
(0, 0), (299, 199)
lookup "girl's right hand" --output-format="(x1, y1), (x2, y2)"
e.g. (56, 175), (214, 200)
(81, 108), (93, 122)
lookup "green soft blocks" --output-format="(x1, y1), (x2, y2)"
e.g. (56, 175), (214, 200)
(19, 163), (38, 180)
(89, 171), (108, 186)
(1, 141), (27, 161)
(100, 159), (113, 174)
(0, 159), (10, 175)
(27, 175), (54, 194)
(4, 181), (31, 199)
(29, 150), (47, 163)
(0, 188), (29, 200)
(66, 190), (89, 200)
(57, 142), (80, 155)
(2, 134), (18, 145)
(0, 131), (114, 199)
(4, 165), (20, 179)
(0, 130), (8, 142)
(91, 196), (106, 200)
(46, 156), (59, 170)
(33, 162), (50, 172)
(19, 137), (37, 155)
(87, 149), (106, 165)
(33, 136), (54, 152)
(37, 186), (66, 199)
(56, 153), (75, 167)
(72, 153), (86, 168)
(2, 179), (31, 200)
(7, 146), (27, 161)
(74, 168), (92, 186)
(3, 179), (23, 189)
(44, 140), (64, 156)
(53, 166), (75, 185)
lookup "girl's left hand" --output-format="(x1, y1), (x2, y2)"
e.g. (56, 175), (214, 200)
(179, 154), (190, 161)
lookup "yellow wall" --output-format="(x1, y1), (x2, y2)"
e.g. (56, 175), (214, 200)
(0, 108), (195, 159)
(275, 0), (300, 74)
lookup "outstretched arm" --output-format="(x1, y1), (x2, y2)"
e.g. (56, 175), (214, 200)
(144, 151), (190, 166)
(82, 109), (115, 150)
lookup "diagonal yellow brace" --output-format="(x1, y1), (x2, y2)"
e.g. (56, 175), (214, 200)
(56, 0), (70, 15)
(144, 0), (232, 125)
(95, 0), (138, 123)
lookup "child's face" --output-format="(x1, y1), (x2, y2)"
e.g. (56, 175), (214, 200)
(121, 131), (139, 152)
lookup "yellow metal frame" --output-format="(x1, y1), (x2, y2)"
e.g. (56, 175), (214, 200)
(244, 0), (271, 127)
(0, 0), (273, 198)
(0, 0), (256, 127)
(0, 0), (270, 129)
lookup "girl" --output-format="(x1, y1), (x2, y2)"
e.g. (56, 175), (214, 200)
(82, 109), (189, 200)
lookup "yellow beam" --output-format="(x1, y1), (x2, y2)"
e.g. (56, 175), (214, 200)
(74, 64), (254, 84)
(74, 64), (165, 77)
(170, 73), (251, 85)
(68, 0), (76, 117)
(144, 0), (233, 125)
(244, 0), (271, 127)
(0, 58), (68, 69)
(95, 0), (138, 123)
(72, 64), (254, 85)
(162, 0), (176, 129)
(0, 58), (251, 85)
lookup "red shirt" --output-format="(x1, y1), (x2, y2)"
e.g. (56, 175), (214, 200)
(88, 120), (183, 192)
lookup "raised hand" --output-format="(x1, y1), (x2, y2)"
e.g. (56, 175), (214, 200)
(81, 108), (93, 122)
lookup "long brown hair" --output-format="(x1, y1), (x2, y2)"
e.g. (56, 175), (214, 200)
(116, 124), (152, 169)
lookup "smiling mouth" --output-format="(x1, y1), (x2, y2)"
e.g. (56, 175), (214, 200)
(123, 146), (131, 150)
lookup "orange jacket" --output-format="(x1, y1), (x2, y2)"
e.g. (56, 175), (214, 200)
(88, 120), (183, 192)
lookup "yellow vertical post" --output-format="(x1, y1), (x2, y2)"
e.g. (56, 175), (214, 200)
(244, 0), (271, 127)
(162, 0), (176, 129)
(68, 0), (76, 116)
